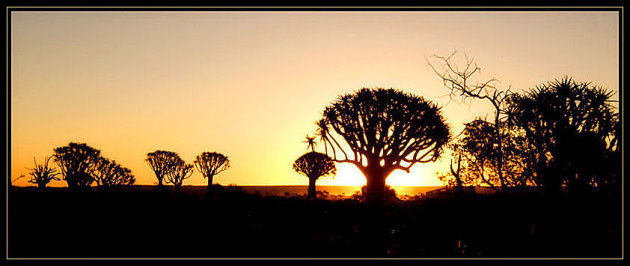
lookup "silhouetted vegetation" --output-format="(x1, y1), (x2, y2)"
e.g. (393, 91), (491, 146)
(92, 157), (136, 188)
(50, 142), (136, 190)
(429, 52), (620, 197)
(505, 77), (620, 195)
(9, 186), (620, 258)
(194, 152), (230, 193)
(165, 155), (194, 190)
(428, 50), (515, 191)
(53, 142), (102, 189)
(293, 152), (336, 200)
(352, 185), (398, 203)
(9, 52), (621, 259)
(314, 88), (450, 204)
(146, 150), (180, 187)
(438, 119), (534, 190)
(26, 156), (60, 188)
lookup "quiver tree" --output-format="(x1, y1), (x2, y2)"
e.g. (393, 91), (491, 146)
(293, 151), (336, 200)
(27, 156), (60, 188)
(194, 152), (230, 193)
(316, 88), (450, 204)
(146, 150), (180, 186)
(92, 157), (135, 188)
(53, 143), (101, 189)
(505, 77), (619, 193)
(165, 156), (194, 189)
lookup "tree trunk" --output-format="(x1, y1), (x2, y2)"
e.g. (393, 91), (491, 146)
(451, 154), (464, 193)
(360, 162), (391, 255)
(308, 177), (317, 200)
(495, 108), (506, 190)
(157, 176), (163, 187)
(38, 182), (46, 189)
(364, 164), (390, 205)
(66, 176), (78, 191)
(207, 174), (214, 192)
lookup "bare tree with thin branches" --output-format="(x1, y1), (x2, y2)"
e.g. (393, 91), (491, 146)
(427, 50), (513, 190)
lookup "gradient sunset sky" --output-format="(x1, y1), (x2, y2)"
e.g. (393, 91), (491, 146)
(10, 11), (619, 187)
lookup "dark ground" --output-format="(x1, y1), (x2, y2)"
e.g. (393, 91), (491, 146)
(7, 185), (622, 258)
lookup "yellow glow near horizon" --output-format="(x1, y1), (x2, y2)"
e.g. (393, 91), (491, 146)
(316, 163), (442, 187)
(10, 11), (619, 188)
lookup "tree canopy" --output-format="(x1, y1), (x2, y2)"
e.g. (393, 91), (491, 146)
(164, 155), (194, 188)
(439, 119), (535, 190)
(293, 151), (337, 180)
(53, 143), (102, 189)
(52, 142), (135, 189)
(505, 77), (619, 193)
(146, 150), (181, 186)
(316, 88), (450, 203)
(92, 157), (136, 188)
(194, 152), (230, 191)
(293, 151), (336, 200)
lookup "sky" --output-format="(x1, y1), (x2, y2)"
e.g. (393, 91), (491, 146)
(10, 11), (620, 187)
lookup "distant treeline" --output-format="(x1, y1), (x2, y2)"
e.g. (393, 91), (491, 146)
(18, 143), (230, 193)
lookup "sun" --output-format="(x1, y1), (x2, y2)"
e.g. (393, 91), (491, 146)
(316, 163), (442, 187)
(316, 163), (365, 186)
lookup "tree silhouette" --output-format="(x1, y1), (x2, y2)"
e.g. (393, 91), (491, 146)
(293, 151), (336, 200)
(439, 119), (535, 190)
(315, 118), (334, 157)
(165, 156), (193, 190)
(146, 150), (180, 187)
(53, 143), (101, 189)
(505, 77), (619, 193)
(316, 88), (450, 204)
(427, 50), (513, 190)
(194, 152), (230, 193)
(26, 156), (60, 188)
(92, 157), (135, 188)
(303, 134), (317, 152)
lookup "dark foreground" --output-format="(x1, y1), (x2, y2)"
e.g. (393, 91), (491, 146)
(8, 185), (621, 258)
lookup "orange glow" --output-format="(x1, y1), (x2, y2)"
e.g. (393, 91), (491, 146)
(316, 163), (444, 187)
(10, 11), (619, 187)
